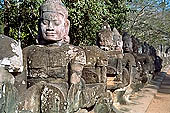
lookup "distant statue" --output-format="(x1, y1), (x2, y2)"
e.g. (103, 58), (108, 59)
(131, 37), (149, 84)
(97, 22), (124, 87)
(97, 23), (134, 106)
(79, 23), (121, 112)
(97, 22), (115, 51)
(152, 47), (162, 78)
(112, 28), (123, 52)
(121, 32), (138, 104)
(122, 32), (133, 53)
(137, 41), (155, 82)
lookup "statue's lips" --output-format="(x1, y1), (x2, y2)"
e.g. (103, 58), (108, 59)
(46, 32), (56, 36)
(124, 47), (129, 51)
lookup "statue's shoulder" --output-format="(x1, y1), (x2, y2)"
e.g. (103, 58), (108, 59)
(23, 44), (45, 50)
(106, 50), (123, 58)
(80, 46), (108, 66)
(23, 45), (46, 56)
(60, 44), (85, 55)
(98, 29), (112, 34)
(0, 34), (17, 43)
(63, 44), (83, 50)
(80, 46), (107, 57)
(124, 52), (135, 59)
(124, 52), (133, 56)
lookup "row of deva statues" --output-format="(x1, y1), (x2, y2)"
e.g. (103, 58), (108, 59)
(0, 0), (163, 113)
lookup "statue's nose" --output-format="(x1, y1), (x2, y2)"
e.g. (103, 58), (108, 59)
(48, 21), (54, 30)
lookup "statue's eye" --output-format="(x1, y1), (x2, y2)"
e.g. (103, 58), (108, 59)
(42, 19), (49, 25)
(117, 41), (120, 45)
(53, 20), (60, 26)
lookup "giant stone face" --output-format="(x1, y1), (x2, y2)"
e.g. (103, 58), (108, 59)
(38, 0), (70, 45)
(40, 12), (66, 42)
(98, 23), (123, 52)
(122, 33), (133, 53)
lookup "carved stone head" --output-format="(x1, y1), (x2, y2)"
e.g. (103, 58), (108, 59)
(97, 22), (123, 52)
(112, 28), (123, 52)
(102, 21), (111, 31)
(132, 36), (142, 54)
(122, 32), (133, 53)
(97, 22), (113, 51)
(142, 42), (150, 54)
(38, 0), (70, 45)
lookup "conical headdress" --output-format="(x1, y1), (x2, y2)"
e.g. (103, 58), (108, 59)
(40, 0), (68, 18)
(113, 28), (121, 36)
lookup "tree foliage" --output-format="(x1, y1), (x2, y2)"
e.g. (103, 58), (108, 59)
(124, 0), (170, 47)
(0, 0), (129, 47)
(63, 0), (129, 45)
(1, 0), (44, 48)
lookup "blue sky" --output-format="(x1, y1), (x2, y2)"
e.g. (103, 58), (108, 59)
(158, 0), (170, 10)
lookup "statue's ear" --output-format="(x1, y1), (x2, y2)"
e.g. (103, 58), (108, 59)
(65, 19), (70, 35)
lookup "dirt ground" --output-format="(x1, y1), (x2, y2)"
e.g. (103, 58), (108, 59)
(146, 72), (170, 113)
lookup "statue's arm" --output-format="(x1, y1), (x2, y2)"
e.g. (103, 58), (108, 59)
(70, 50), (86, 84)
(14, 47), (30, 94)
(70, 63), (84, 84)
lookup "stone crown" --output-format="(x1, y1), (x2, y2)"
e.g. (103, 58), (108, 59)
(40, 0), (68, 18)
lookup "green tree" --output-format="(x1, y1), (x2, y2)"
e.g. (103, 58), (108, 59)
(64, 0), (129, 45)
(1, 0), (129, 47)
(0, 1), (4, 34)
(1, 0), (44, 48)
(124, 0), (170, 48)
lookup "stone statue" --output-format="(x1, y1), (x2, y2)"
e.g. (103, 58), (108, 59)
(97, 22), (123, 52)
(137, 41), (155, 82)
(121, 32), (138, 104)
(97, 22), (124, 89)
(17, 1), (118, 113)
(150, 45), (162, 78)
(97, 23), (134, 107)
(131, 37), (149, 84)
(97, 22), (115, 51)
(79, 22), (121, 113)
(79, 46), (110, 111)
(18, 0), (87, 113)
(132, 38), (158, 84)
(0, 34), (23, 113)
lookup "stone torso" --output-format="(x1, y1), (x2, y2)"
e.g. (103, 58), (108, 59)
(81, 46), (108, 67)
(105, 50), (123, 75)
(80, 46), (108, 84)
(23, 44), (85, 86)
